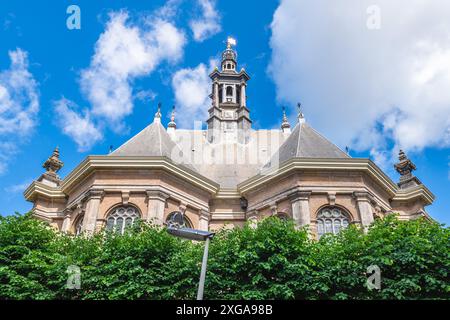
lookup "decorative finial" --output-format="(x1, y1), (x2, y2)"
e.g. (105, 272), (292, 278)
(345, 146), (350, 155)
(394, 149), (421, 189)
(168, 105), (176, 129)
(171, 105), (175, 122)
(281, 106), (291, 132)
(109, 145), (114, 154)
(227, 36), (237, 49)
(222, 37), (238, 69)
(154, 102), (162, 123)
(42, 146), (64, 178)
(297, 102), (305, 122)
(398, 149), (407, 161)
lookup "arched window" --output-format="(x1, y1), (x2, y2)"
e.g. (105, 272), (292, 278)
(226, 86), (233, 97)
(317, 207), (349, 238)
(106, 206), (140, 235)
(166, 211), (193, 228)
(275, 212), (290, 221)
(75, 216), (84, 236)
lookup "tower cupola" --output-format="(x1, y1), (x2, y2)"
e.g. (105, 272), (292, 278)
(221, 37), (237, 72)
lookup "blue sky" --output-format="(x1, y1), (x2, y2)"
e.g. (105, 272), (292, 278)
(0, 0), (449, 225)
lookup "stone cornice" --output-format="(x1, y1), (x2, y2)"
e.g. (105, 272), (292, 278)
(238, 158), (434, 205)
(25, 156), (434, 208)
(199, 209), (211, 220)
(145, 189), (170, 201)
(353, 191), (374, 202)
(209, 69), (250, 81)
(210, 212), (246, 221)
(246, 185), (393, 213)
(392, 184), (434, 205)
(23, 181), (66, 201)
(61, 156), (219, 195)
(32, 209), (64, 221)
(214, 188), (241, 199)
(32, 210), (55, 222)
(86, 189), (104, 200)
(24, 156), (219, 203)
(289, 190), (312, 202)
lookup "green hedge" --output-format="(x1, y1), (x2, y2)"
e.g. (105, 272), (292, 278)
(0, 213), (448, 300)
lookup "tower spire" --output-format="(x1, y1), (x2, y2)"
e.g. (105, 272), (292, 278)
(281, 106), (291, 133)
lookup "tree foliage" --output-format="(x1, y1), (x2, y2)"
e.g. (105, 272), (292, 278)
(0, 213), (448, 300)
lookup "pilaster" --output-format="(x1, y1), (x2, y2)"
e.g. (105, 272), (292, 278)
(61, 208), (73, 233)
(353, 191), (374, 230)
(146, 190), (170, 225)
(198, 209), (210, 231)
(82, 189), (104, 234)
(289, 191), (312, 229)
(246, 210), (258, 228)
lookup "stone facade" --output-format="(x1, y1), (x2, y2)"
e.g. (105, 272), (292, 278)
(24, 39), (435, 238)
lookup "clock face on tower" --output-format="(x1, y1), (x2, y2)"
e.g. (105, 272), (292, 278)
(224, 111), (234, 119)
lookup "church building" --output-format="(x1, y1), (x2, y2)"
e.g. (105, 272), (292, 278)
(24, 38), (435, 238)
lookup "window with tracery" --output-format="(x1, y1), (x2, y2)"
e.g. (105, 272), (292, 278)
(166, 211), (193, 228)
(106, 206), (140, 234)
(316, 207), (349, 238)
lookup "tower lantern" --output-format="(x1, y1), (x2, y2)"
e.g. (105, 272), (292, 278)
(207, 37), (251, 143)
(222, 37), (237, 72)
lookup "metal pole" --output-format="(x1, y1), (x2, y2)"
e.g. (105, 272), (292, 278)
(197, 237), (210, 300)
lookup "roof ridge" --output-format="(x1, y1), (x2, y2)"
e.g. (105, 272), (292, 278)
(157, 121), (163, 156)
(296, 122), (302, 157)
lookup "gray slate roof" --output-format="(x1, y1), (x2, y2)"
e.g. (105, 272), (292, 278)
(110, 119), (348, 187)
(173, 129), (287, 187)
(276, 121), (349, 163)
(110, 121), (198, 172)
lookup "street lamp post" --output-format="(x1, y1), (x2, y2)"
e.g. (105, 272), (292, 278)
(166, 213), (215, 300)
(197, 235), (211, 300)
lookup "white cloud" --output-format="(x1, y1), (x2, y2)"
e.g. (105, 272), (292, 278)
(172, 59), (218, 128)
(4, 179), (32, 193)
(189, 0), (221, 42)
(0, 48), (39, 174)
(269, 0), (450, 166)
(58, 9), (186, 150)
(134, 89), (157, 102)
(80, 11), (186, 126)
(54, 98), (102, 152)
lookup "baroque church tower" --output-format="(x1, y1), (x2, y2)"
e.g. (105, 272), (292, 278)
(207, 37), (251, 143)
